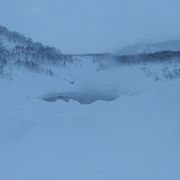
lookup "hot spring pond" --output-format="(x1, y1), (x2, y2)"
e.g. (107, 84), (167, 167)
(40, 92), (119, 104)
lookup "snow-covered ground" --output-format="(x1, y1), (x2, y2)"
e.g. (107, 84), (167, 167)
(0, 65), (180, 180)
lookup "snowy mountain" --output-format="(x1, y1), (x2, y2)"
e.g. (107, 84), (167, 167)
(0, 26), (62, 54)
(0, 26), (75, 77)
(0, 26), (30, 49)
(117, 40), (180, 56)
(1, 25), (180, 81)
(0, 26), (111, 78)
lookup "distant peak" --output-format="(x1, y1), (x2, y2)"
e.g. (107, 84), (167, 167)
(116, 40), (180, 56)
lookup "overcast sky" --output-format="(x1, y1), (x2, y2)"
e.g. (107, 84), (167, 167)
(1, 0), (180, 53)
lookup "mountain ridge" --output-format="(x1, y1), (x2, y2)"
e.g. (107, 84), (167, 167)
(117, 40), (180, 56)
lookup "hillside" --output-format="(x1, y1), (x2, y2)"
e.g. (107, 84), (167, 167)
(0, 26), (180, 180)
(117, 40), (180, 55)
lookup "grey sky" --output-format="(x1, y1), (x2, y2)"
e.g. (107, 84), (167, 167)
(1, 0), (180, 53)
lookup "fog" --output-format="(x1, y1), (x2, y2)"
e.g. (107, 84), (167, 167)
(40, 65), (149, 104)
(1, 0), (180, 53)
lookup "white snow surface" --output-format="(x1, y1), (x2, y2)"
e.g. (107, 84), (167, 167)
(0, 65), (180, 180)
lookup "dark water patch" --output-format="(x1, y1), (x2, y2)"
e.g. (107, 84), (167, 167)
(40, 92), (119, 104)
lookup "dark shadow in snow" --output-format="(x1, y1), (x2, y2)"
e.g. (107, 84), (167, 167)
(40, 92), (119, 104)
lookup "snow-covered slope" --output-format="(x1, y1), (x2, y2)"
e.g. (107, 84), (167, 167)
(117, 40), (180, 55)
(0, 26), (111, 78)
(0, 65), (180, 180)
(0, 25), (67, 70)
(0, 26), (29, 49)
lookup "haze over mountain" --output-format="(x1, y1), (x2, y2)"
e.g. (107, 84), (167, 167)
(1, 0), (180, 53)
(1, 25), (180, 82)
(117, 40), (180, 55)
